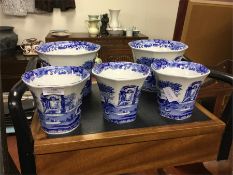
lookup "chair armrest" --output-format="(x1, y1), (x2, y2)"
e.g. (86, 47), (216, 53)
(8, 57), (41, 174)
(209, 70), (233, 86)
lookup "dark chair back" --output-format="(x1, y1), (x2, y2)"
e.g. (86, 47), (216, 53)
(1, 62), (20, 174)
(8, 57), (45, 175)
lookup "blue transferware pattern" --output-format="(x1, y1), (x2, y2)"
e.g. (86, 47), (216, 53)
(136, 57), (157, 92)
(36, 41), (99, 97)
(128, 39), (188, 92)
(151, 60), (209, 120)
(152, 59), (209, 75)
(98, 83), (141, 124)
(22, 66), (90, 84)
(81, 60), (94, 97)
(39, 93), (82, 134)
(37, 59), (93, 97)
(93, 62), (150, 124)
(128, 39), (188, 51)
(158, 81), (202, 120)
(36, 41), (100, 53)
(158, 80), (182, 94)
(22, 66), (90, 134)
(92, 62), (150, 76)
(82, 60), (94, 70)
(82, 79), (92, 97)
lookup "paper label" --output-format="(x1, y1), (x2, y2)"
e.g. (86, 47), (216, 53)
(43, 88), (64, 95)
(163, 87), (178, 102)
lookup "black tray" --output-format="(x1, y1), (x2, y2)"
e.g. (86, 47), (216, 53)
(48, 84), (210, 138)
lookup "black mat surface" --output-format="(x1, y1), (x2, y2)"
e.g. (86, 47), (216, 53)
(48, 85), (210, 138)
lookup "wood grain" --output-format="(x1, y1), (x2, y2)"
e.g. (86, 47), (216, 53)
(35, 133), (223, 175)
(173, 0), (189, 41)
(180, 0), (233, 66)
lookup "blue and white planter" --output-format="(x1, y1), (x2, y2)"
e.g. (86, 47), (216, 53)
(92, 62), (150, 124)
(151, 59), (210, 120)
(36, 41), (100, 96)
(128, 39), (188, 92)
(22, 66), (90, 134)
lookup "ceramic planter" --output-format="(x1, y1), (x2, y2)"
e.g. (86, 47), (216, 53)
(22, 66), (90, 134)
(36, 41), (100, 96)
(151, 59), (210, 120)
(92, 62), (150, 124)
(128, 39), (188, 92)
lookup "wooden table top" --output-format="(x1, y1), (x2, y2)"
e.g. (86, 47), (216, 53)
(45, 32), (148, 41)
(31, 84), (225, 155)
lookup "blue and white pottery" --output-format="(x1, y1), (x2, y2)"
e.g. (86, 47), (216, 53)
(92, 62), (150, 124)
(151, 59), (210, 120)
(128, 39), (188, 92)
(22, 66), (90, 134)
(36, 41), (101, 97)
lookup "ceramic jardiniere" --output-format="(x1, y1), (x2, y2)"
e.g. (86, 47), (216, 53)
(128, 39), (188, 92)
(151, 59), (210, 120)
(22, 66), (90, 134)
(92, 62), (150, 124)
(36, 41), (100, 96)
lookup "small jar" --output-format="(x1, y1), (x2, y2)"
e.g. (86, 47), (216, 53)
(0, 26), (18, 52)
(126, 28), (133, 37)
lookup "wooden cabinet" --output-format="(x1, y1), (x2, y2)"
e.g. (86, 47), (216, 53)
(1, 50), (30, 92)
(45, 33), (148, 62)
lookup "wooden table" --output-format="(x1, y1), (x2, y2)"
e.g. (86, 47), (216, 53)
(31, 85), (225, 175)
(45, 33), (148, 62)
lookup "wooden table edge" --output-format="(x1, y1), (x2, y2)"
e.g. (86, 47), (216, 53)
(31, 103), (225, 155)
(45, 32), (149, 42)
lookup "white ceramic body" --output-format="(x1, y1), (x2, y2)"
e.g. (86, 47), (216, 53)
(131, 49), (186, 61)
(36, 41), (100, 96)
(106, 28), (123, 36)
(22, 66), (90, 134)
(92, 62), (150, 124)
(109, 9), (121, 28)
(36, 41), (100, 67)
(151, 60), (210, 120)
(126, 30), (133, 37)
(128, 39), (188, 92)
(38, 52), (97, 67)
(88, 15), (99, 21)
(87, 20), (100, 37)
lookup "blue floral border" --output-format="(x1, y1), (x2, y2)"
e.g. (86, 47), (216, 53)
(22, 66), (90, 84)
(151, 59), (209, 75)
(36, 41), (100, 53)
(92, 62), (150, 76)
(129, 39), (188, 51)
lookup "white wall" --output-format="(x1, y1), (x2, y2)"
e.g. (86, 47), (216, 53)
(0, 0), (179, 44)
